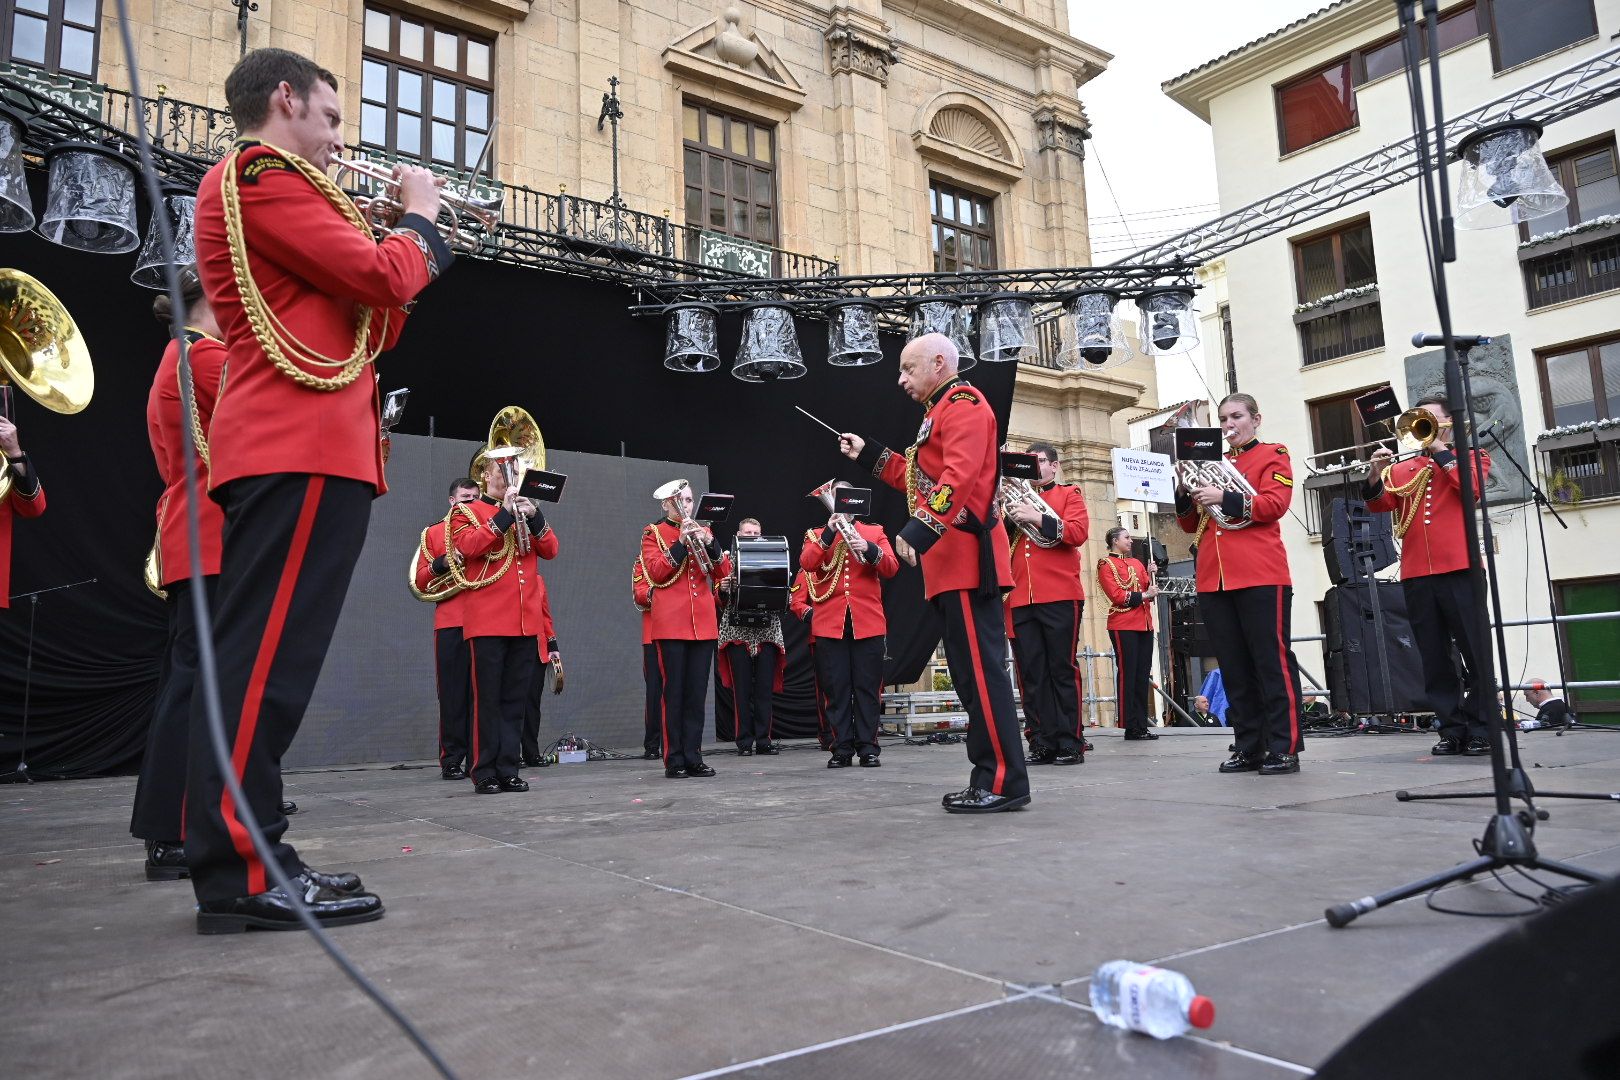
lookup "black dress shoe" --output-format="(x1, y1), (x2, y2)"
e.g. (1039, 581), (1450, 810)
(1218, 752), (1261, 773)
(685, 762), (716, 778)
(1052, 749), (1084, 766)
(1028, 748), (1056, 765)
(643, 748), (663, 760)
(144, 840), (189, 882)
(1258, 754), (1300, 775)
(475, 778), (503, 794)
(300, 867), (364, 895)
(196, 880), (384, 934)
(441, 765), (466, 781)
(858, 754), (881, 768)
(664, 766), (688, 779)
(280, 800), (298, 815)
(1083, 739), (1095, 753)
(736, 747), (754, 757)
(756, 744), (780, 756)
(519, 756), (548, 769)
(1464, 737), (1491, 756)
(1123, 730), (1160, 741)
(1431, 738), (1465, 756)
(828, 755), (853, 769)
(942, 787), (1031, 814)
(501, 776), (530, 792)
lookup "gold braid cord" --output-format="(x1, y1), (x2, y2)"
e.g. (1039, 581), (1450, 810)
(1381, 461), (1433, 540)
(637, 524), (689, 591)
(805, 529), (849, 604)
(443, 503), (515, 591)
(1102, 556), (1141, 615)
(180, 329), (217, 468)
(220, 143), (390, 391)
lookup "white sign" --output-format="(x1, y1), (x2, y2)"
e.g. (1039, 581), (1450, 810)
(1111, 448), (1177, 505)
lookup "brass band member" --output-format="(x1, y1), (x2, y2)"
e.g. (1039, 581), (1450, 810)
(413, 477), (480, 779)
(840, 333), (1030, 813)
(801, 485), (898, 767)
(717, 517), (785, 756)
(1097, 527), (1159, 741)
(640, 480), (733, 778)
(0, 413), (45, 609)
(1174, 393), (1304, 775)
(186, 47), (450, 933)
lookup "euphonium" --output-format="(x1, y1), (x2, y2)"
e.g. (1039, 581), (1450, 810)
(1174, 457), (1257, 530)
(807, 479), (864, 550)
(996, 476), (1061, 548)
(0, 269), (94, 504)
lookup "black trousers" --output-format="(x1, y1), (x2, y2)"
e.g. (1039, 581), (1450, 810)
(1110, 628), (1154, 736)
(520, 654), (553, 763)
(131, 576), (217, 842)
(1200, 585), (1304, 761)
(185, 474), (371, 903)
(647, 639), (714, 769)
(817, 632), (886, 756)
(469, 635), (537, 783)
(1404, 570), (1490, 743)
(807, 639), (833, 750)
(1013, 600), (1086, 754)
(720, 643), (781, 750)
(435, 626), (471, 770)
(936, 589), (1029, 798)
(642, 644), (662, 756)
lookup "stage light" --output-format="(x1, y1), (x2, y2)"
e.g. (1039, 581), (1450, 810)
(1058, 288), (1131, 371)
(1135, 287), (1198, 355)
(907, 297), (976, 371)
(733, 303), (806, 382)
(664, 303), (721, 373)
(38, 142), (140, 254)
(130, 186), (197, 289)
(977, 294), (1036, 363)
(0, 106), (34, 233)
(825, 300), (883, 367)
(1453, 120), (1568, 230)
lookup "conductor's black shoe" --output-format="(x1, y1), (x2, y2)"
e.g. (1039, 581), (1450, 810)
(1258, 754), (1301, 775)
(1431, 738), (1465, 756)
(1052, 749), (1084, 766)
(858, 754), (881, 768)
(196, 881), (384, 935)
(299, 867), (364, 895)
(828, 755), (853, 769)
(685, 763), (716, 778)
(664, 766), (687, 779)
(736, 747), (754, 756)
(280, 800), (299, 815)
(475, 778), (502, 794)
(144, 840), (189, 881)
(643, 748), (662, 760)
(1218, 752), (1261, 773)
(1464, 737), (1491, 756)
(756, 744), (780, 755)
(942, 788), (1031, 814)
(501, 777), (530, 792)
(440, 765), (466, 781)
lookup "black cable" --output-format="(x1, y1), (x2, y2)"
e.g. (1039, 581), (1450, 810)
(109, 8), (454, 1075)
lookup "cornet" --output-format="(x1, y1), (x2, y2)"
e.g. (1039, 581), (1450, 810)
(330, 158), (502, 253)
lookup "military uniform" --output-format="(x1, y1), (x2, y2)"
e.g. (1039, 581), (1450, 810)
(639, 518), (732, 774)
(716, 593), (784, 755)
(801, 520), (898, 763)
(415, 516), (472, 776)
(0, 452), (44, 610)
(1006, 482), (1089, 760)
(1097, 552), (1155, 739)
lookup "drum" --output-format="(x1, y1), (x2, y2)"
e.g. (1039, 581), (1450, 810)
(728, 535), (790, 625)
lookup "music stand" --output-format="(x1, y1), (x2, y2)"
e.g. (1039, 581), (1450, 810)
(1, 577), (97, 783)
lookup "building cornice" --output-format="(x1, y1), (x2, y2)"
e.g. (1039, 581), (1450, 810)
(888, 0), (1111, 85)
(1014, 365), (1146, 415)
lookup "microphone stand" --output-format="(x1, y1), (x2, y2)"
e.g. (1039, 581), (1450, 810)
(1, 577), (97, 783)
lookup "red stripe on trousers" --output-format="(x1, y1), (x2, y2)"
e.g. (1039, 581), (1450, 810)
(468, 639), (481, 775)
(656, 643), (670, 762)
(1276, 588), (1301, 753)
(220, 476), (324, 895)
(1111, 630), (1128, 728)
(1070, 601), (1085, 738)
(958, 592), (1008, 795)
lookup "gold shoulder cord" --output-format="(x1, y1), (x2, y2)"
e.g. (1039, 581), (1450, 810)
(179, 331), (216, 468)
(444, 503), (515, 591)
(1103, 557), (1141, 614)
(220, 143), (390, 391)
(806, 535), (849, 604)
(1381, 461), (1433, 539)
(637, 524), (687, 590)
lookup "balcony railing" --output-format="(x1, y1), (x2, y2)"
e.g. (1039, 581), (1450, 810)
(102, 86), (237, 163)
(1297, 296), (1384, 367)
(1541, 441), (1620, 503)
(1523, 229), (1620, 309)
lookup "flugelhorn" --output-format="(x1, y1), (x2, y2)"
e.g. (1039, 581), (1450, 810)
(0, 269), (94, 504)
(808, 479), (863, 550)
(331, 159), (502, 253)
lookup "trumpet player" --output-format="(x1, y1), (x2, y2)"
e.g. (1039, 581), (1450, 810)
(413, 477), (481, 780)
(184, 47), (452, 932)
(1004, 441), (1091, 766)
(1097, 527), (1158, 742)
(639, 480), (732, 779)
(1362, 395), (1492, 757)
(1174, 393), (1305, 776)
(801, 485), (898, 768)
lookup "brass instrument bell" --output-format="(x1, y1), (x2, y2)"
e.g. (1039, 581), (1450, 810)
(0, 269), (94, 502)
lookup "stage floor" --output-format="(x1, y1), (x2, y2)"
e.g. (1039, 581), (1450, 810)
(4, 726), (1618, 1078)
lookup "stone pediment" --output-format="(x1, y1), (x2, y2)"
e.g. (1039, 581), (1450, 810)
(911, 92), (1026, 185)
(663, 11), (806, 113)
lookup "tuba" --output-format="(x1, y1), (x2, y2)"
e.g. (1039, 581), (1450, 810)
(808, 479), (864, 550)
(996, 476), (1061, 548)
(484, 405), (544, 556)
(0, 269), (94, 503)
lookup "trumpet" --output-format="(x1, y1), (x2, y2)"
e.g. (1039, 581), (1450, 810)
(330, 158), (502, 253)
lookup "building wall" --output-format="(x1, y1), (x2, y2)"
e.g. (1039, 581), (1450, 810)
(1170, 0), (1620, 705)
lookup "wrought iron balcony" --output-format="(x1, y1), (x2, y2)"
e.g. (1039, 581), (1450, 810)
(1296, 291), (1384, 367)
(1522, 226), (1620, 310)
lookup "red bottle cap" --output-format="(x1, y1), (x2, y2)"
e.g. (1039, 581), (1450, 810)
(1188, 995), (1215, 1029)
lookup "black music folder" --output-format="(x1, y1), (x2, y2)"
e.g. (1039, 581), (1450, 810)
(1000, 451), (1040, 480)
(695, 493), (735, 522)
(1174, 427), (1224, 462)
(1354, 385), (1402, 428)
(519, 469), (568, 503)
(833, 487), (872, 517)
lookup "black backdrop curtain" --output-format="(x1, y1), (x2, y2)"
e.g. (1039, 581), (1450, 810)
(1, 232), (1013, 776)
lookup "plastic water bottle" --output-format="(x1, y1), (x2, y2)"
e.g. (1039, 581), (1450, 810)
(1518, 719), (1544, 731)
(1089, 961), (1215, 1040)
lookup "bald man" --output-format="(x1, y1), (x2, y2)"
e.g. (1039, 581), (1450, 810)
(839, 333), (1028, 813)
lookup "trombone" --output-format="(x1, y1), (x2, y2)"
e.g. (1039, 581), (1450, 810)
(1306, 408), (1448, 469)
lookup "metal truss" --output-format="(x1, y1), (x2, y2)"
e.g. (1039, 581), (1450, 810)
(1116, 42), (1620, 267)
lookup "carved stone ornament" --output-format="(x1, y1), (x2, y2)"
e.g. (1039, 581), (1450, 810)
(825, 23), (899, 86)
(715, 6), (759, 68)
(1034, 110), (1089, 159)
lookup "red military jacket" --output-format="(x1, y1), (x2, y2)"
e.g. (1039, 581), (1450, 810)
(148, 330), (226, 584)
(788, 568), (813, 626)
(413, 512), (466, 630)
(196, 141), (451, 496)
(449, 497), (560, 638)
(1175, 440), (1294, 592)
(1097, 553), (1155, 632)
(0, 461), (44, 610)
(799, 521), (898, 640)
(861, 378), (1013, 600)
(1007, 481), (1089, 609)
(639, 518), (733, 641)
(1364, 448), (1490, 579)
